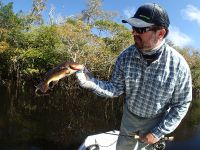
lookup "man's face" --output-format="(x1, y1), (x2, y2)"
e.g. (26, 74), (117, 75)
(132, 26), (163, 52)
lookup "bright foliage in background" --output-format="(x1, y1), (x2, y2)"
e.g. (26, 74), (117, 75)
(0, 0), (200, 93)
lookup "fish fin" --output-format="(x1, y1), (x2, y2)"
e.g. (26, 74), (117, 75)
(49, 80), (59, 89)
(35, 88), (50, 96)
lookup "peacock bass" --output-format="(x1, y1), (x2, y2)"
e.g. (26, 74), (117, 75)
(35, 61), (83, 94)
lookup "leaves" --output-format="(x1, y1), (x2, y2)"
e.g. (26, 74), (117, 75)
(0, 0), (200, 92)
(0, 2), (24, 30)
(79, 0), (117, 24)
(0, 41), (9, 53)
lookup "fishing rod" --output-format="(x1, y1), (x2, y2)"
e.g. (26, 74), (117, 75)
(105, 131), (174, 150)
(86, 131), (174, 150)
(104, 131), (174, 141)
(104, 131), (140, 139)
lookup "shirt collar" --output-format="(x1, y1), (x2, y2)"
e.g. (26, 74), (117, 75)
(134, 39), (166, 57)
(140, 39), (165, 55)
(133, 41), (166, 64)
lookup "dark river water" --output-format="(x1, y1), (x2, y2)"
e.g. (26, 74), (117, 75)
(0, 80), (200, 150)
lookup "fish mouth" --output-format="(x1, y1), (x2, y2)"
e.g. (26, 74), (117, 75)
(69, 64), (84, 70)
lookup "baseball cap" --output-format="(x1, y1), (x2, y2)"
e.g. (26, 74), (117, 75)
(122, 3), (170, 28)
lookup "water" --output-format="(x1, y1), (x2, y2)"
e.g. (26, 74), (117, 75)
(0, 80), (200, 150)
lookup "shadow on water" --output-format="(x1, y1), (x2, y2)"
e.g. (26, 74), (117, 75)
(0, 79), (200, 150)
(0, 79), (123, 150)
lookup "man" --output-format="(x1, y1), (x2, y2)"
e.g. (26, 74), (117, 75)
(73, 3), (192, 150)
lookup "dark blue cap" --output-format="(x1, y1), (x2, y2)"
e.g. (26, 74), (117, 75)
(122, 3), (170, 28)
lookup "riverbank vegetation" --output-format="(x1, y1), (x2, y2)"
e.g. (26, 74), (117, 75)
(1, 0), (200, 95)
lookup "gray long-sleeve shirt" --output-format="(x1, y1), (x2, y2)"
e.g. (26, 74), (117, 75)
(89, 43), (192, 138)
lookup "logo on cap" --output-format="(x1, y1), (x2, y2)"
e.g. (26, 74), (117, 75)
(139, 15), (150, 20)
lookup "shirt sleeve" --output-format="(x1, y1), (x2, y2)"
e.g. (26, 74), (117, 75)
(151, 67), (192, 139)
(91, 54), (125, 98)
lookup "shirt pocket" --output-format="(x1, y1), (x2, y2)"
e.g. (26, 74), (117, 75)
(125, 71), (141, 83)
(125, 71), (142, 95)
(154, 75), (176, 100)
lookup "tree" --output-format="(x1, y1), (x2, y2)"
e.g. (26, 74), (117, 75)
(56, 18), (117, 77)
(94, 20), (133, 53)
(79, 0), (117, 24)
(24, 0), (47, 26)
(0, 1), (23, 30)
(0, 1), (25, 53)
(177, 46), (200, 94)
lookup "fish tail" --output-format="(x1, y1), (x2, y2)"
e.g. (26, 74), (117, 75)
(35, 82), (49, 93)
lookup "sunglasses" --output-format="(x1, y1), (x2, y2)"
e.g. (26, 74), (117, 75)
(132, 26), (161, 34)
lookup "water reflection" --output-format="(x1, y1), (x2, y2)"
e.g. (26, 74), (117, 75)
(0, 80), (200, 150)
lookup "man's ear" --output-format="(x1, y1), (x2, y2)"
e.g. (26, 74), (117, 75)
(158, 28), (167, 39)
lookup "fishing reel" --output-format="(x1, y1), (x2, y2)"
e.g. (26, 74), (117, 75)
(153, 136), (174, 150)
(86, 144), (100, 150)
(153, 140), (166, 150)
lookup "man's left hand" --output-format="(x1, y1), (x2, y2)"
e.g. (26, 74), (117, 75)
(140, 133), (159, 144)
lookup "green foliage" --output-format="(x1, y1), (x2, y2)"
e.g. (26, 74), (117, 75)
(7, 29), (27, 48)
(0, 0), (200, 93)
(0, 41), (9, 53)
(176, 47), (200, 93)
(0, 2), (24, 30)
(16, 26), (64, 76)
(0, 1), (25, 53)
(56, 19), (116, 78)
(29, 26), (61, 50)
(0, 25), (64, 78)
(21, 0), (47, 28)
(79, 0), (117, 24)
(94, 20), (133, 53)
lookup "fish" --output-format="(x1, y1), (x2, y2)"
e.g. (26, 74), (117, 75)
(35, 61), (83, 94)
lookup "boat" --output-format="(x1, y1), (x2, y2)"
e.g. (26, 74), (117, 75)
(78, 130), (119, 150)
(78, 130), (174, 150)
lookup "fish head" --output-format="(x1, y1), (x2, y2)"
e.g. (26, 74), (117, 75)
(59, 61), (84, 71)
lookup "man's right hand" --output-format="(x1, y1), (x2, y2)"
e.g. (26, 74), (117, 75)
(74, 67), (97, 90)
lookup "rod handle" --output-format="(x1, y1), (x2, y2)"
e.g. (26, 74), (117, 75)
(164, 136), (174, 141)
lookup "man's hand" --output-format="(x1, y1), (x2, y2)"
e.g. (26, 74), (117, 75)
(74, 66), (97, 90)
(69, 63), (91, 88)
(140, 133), (159, 144)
